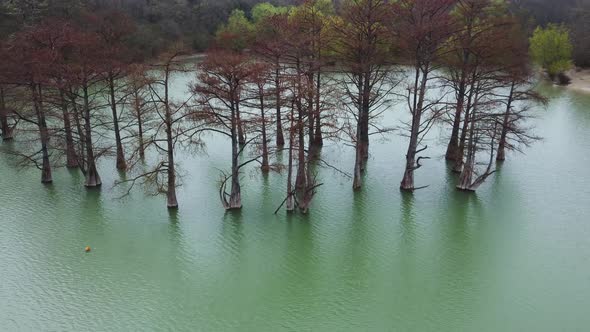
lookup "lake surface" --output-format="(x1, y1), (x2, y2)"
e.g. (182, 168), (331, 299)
(1, 73), (590, 331)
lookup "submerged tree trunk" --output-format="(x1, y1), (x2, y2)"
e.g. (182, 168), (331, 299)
(70, 93), (87, 173)
(295, 103), (307, 191)
(360, 72), (371, 162)
(163, 70), (178, 209)
(453, 108), (470, 173)
(457, 97), (478, 191)
(457, 135), (475, 191)
(446, 78), (467, 161)
(452, 69), (479, 173)
(224, 100), (242, 210)
(108, 74), (126, 170)
(295, 60), (307, 191)
(60, 90), (78, 168)
(275, 64), (285, 147)
(165, 117), (178, 208)
(457, 120), (496, 192)
(82, 86), (101, 187)
(229, 137), (242, 209)
(352, 119), (364, 190)
(236, 102), (245, 145)
(457, 93), (497, 192)
(1, 86), (14, 141)
(259, 93), (270, 173)
(496, 82), (515, 162)
(314, 70), (323, 147)
(134, 92), (145, 160)
(353, 73), (370, 189)
(446, 49), (471, 161)
(32, 84), (52, 183)
(286, 104), (295, 212)
(401, 66), (428, 191)
(306, 73), (316, 157)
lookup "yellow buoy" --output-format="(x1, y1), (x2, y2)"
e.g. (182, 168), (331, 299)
(85, 246), (91, 253)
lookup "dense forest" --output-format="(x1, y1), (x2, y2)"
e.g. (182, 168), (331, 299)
(0, 0), (588, 212)
(1, 0), (589, 62)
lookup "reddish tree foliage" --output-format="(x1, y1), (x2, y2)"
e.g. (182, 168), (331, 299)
(64, 27), (110, 187)
(117, 50), (191, 209)
(90, 10), (136, 171)
(443, 0), (492, 163)
(453, 14), (544, 191)
(245, 62), (274, 173)
(253, 14), (290, 147)
(3, 20), (77, 183)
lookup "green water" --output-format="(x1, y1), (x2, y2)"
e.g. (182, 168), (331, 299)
(1, 75), (590, 331)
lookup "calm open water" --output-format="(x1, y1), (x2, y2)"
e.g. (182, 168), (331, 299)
(1, 73), (590, 331)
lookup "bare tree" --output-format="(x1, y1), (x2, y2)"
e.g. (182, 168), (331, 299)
(128, 51), (192, 208)
(394, 0), (456, 191)
(192, 49), (261, 210)
(332, 0), (396, 190)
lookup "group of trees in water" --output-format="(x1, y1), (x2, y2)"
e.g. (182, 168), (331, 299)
(0, 0), (554, 213)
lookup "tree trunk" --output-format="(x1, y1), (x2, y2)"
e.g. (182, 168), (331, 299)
(352, 120), (364, 190)
(295, 60), (307, 191)
(226, 101), (242, 210)
(275, 64), (285, 147)
(457, 109), (477, 191)
(83, 86), (101, 187)
(134, 92), (145, 160)
(400, 66), (428, 191)
(446, 49), (470, 161)
(286, 104), (295, 212)
(260, 93), (269, 173)
(353, 92), (369, 190)
(456, 158), (474, 191)
(314, 70), (323, 147)
(353, 73), (369, 184)
(228, 149), (242, 209)
(32, 84), (52, 184)
(361, 72), (371, 162)
(306, 73), (316, 157)
(60, 90), (78, 168)
(453, 72), (477, 173)
(164, 70), (178, 209)
(446, 80), (466, 161)
(70, 93), (87, 173)
(496, 82), (515, 162)
(456, 90), (498, 193)
(1, 86), (14, 141)
(295, 105), (307, 191)
(457, 109), (475, 191)
(166, 122), (178, 208)
(453, 108), (470, 173)
(236, 102), (245, 145)
(109, 74), (126, 170)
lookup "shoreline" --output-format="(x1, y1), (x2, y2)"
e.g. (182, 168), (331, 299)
(157, 54), (590, 95)
(566, 68), (590, 94)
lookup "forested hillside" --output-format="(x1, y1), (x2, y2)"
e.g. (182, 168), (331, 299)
(1, 0), (588, 65)
(0, 0), (298, 54)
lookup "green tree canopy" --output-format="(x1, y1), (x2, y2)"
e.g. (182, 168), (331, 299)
(251, 2), (290, 23)
(529, 24), (573, 76)
(215, 9), (254, 51)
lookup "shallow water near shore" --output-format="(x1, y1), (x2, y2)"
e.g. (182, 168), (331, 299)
(1, 73), (590, 331)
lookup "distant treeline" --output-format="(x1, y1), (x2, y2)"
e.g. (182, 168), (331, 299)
(0, 1), (588, 65)
(514, 0), (590, 67)
(0, 0), (297, 56)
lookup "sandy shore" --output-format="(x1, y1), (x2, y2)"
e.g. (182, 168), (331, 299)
(566, 68), (590, 94)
